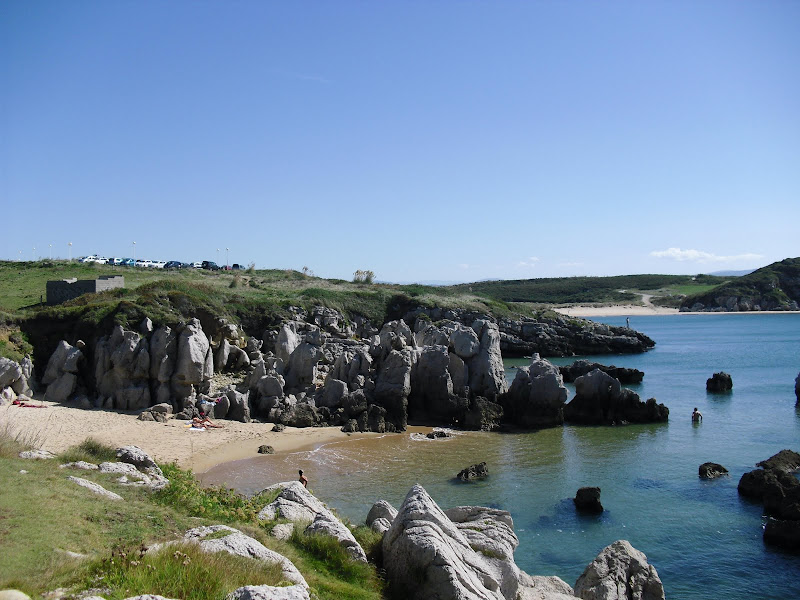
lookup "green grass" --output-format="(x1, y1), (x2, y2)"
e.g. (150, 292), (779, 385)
(76, 542), (285, 600)
(0, 432), (386, 599)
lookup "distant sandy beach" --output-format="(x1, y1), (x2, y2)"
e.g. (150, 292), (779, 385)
(0, 398), (380, 473)
(554, 305), (678, 317)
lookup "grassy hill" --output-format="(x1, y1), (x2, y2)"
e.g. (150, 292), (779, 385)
(681, 257), (800, 311)
(0, 261), (738, 365)
(447, 273), (727, 306)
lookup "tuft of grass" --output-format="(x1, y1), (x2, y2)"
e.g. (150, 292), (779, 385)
(151, 463), (274, 522)
(289, 528), (379, 586)
(58, 437), (119, 464)
(76, 542), (284, 600)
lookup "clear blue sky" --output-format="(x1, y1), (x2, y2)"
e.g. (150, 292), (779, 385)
(2, 1), (798, 283)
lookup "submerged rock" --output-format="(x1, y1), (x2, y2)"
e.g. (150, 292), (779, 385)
(573, 487), (603, 513)
(457, 462), (489, 481)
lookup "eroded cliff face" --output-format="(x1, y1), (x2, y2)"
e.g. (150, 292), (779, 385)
(32, 303), (658, 432)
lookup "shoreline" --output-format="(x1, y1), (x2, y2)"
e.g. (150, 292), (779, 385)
(553, 306), (800, 317)
(0, 397), (383, 473)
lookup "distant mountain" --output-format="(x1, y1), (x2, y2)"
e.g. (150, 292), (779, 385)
(705, 269), (754, 277)
(682, 258), (800, 312)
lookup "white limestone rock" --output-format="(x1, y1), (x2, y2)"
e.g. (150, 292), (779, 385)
(67, 476), (124, 501)
(574, 539), (665, 600)
(226, 585), (310, 600)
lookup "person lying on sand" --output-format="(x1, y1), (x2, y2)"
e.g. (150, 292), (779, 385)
(11, 399), (47, 408)
(193, 413), (223, 428)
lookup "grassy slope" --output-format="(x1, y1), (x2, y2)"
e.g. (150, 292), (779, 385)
(681, 257), (800, 309)
(448, 273), (728, 305)
(0, 434), (384, 600)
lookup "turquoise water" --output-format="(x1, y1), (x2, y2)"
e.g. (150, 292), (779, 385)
(202, 314), (800, 598)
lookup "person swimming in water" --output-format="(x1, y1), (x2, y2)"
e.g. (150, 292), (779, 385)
(692, 407), (703, 422)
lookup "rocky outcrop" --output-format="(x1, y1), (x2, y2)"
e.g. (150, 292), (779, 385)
(42, 340), (84, 403)
(378, 485), (662, 600)
(0, 356), (33, 400)
(706, 371), (732, 393)
(559, 360), (644, 384)
(382, 484), (525, 599)
(573, 540), (665, 600)
(257, 481), (367, 562)
(501, 355), (567, 428)
(457, 462), (489, 481)
(738, 450), (800, 550)
(699, 463), (728, 479)
(574, 487), (603, 514)
(564, 369), (669, 425)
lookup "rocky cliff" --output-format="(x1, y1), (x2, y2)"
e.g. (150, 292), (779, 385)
(681, 257), (800, 312)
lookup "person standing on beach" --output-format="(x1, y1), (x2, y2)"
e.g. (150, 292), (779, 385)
(298, 469), (308, 488)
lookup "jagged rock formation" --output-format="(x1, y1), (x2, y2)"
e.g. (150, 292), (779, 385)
(36, 302), (661, 432)
(377, 484), (663, 600)
(0, 356), (34, 401)
(706, 371), (732, 393)
(257, 481), (367, 562)
(738, 450), (800, 550)
(559, 360), (643, 384)
(501, 355), (567, 428)
(404, 307), (655, 357)
(564, 369), (669, 425)
(573, 540), (665, 600)
(681, 257), (800, 312)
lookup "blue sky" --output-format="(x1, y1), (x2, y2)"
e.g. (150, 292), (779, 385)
(2, 1), (798, 283)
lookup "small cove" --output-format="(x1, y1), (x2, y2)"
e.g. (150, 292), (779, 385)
(201, 314), (800, 599)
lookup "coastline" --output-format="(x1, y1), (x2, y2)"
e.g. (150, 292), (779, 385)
(554, 305), (800, 317)
(0, 397), (382, 473)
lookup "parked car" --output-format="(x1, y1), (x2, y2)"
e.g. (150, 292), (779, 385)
(164, 260), (184, 269)
(151, 260), (166, 269)
(190, 262), (202, 269)
(78, 255), (98, 263)
(231, 263), (245, 270)
(120, 258), (135, 266)
(135, 259), (152, 268)
(201, 261), (220, 271)
(107, 257), (124, 266)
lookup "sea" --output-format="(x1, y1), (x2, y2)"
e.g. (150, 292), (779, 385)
(200, 314), (800, 599)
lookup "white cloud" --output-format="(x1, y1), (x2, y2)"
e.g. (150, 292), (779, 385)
(517, 256), (540, 268)
(558, 261), (584, 268)
(650, 247), (763, 263)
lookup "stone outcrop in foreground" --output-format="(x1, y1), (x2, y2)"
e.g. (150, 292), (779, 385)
(379, 484), (663, 600)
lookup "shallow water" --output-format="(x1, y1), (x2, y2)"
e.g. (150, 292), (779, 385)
(201, 314), (800, 598)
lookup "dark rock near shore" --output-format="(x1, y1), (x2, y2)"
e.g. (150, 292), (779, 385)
(271, 423), (285, 432)
(462, 396), (503, 431)
(559, 360), (644, 384)
(426, 429), (452, 439)
(574, 487), (603, 513)
(500, 354), (567, 429)
(706, 371), (733, 393)
(257, 445), (275, 454)
(764, 518), (800, 551)
(456, 462), (488, 481)
(757, 449), (800, 472)
(699, 463), (729, 479)
(564, 369), (669, 425)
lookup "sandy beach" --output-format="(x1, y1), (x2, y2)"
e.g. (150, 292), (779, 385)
(0, 398), (380, 473)
(554, 305), (678, 317)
